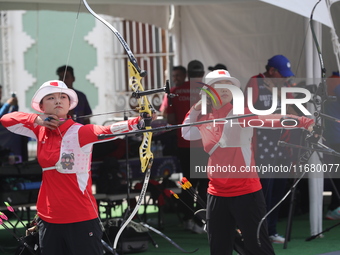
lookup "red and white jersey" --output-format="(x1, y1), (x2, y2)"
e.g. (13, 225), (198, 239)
(1, 112), (139, 224)
(182, 103), (314, 197)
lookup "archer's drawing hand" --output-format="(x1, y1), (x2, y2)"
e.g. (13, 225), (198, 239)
(35, 114), (60, 130)
(194, 100), (202, 111)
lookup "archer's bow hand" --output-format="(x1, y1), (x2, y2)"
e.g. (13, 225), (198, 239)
(137, 111), (157, 130)
(306, 124), (321, 144)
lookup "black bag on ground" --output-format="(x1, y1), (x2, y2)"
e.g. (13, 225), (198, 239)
(102, 218), (149, 254)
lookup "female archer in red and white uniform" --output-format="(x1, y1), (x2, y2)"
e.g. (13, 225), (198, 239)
(0, 80), (151, 255)
(182, 70), (314, 255)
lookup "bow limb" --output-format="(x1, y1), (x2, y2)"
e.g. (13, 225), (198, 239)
(310, 0), (326, 79)
(139, 222), (199, 253)
(310, 0), (328, 122)
(82, 0), (146, 77)
(112, 170), (151, 254)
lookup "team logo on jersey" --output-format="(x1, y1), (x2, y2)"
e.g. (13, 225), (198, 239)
(60, 153), (75, 170)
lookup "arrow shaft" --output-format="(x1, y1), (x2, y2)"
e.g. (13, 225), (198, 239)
(98, 112), (258, 139)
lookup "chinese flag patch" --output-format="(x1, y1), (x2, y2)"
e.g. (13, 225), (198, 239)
(50, 82), (59, 86)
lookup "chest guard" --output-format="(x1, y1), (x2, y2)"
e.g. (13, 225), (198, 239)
(43, 124), (91, 174)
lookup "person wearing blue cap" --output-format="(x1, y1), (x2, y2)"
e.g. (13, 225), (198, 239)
(266, 55), (294, 78)
(244, 55), (295, 244)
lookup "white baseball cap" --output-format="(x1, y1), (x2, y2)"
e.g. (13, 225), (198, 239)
(204, 69), (241, 88)
(31, 80), (78, 113)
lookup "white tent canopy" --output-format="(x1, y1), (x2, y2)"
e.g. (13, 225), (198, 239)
(1, 0), (338, 81)
(0, 0), (336, 29)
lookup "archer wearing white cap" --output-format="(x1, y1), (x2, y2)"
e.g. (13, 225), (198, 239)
(0, 80), (154, 255)
(181, 70), (314, 255)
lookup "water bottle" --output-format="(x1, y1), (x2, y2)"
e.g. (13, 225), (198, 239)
(156, 140), (163, 157)
(151, 141), (156, 154)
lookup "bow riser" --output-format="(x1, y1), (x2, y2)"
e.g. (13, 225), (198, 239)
(128, 62), (154, 173)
